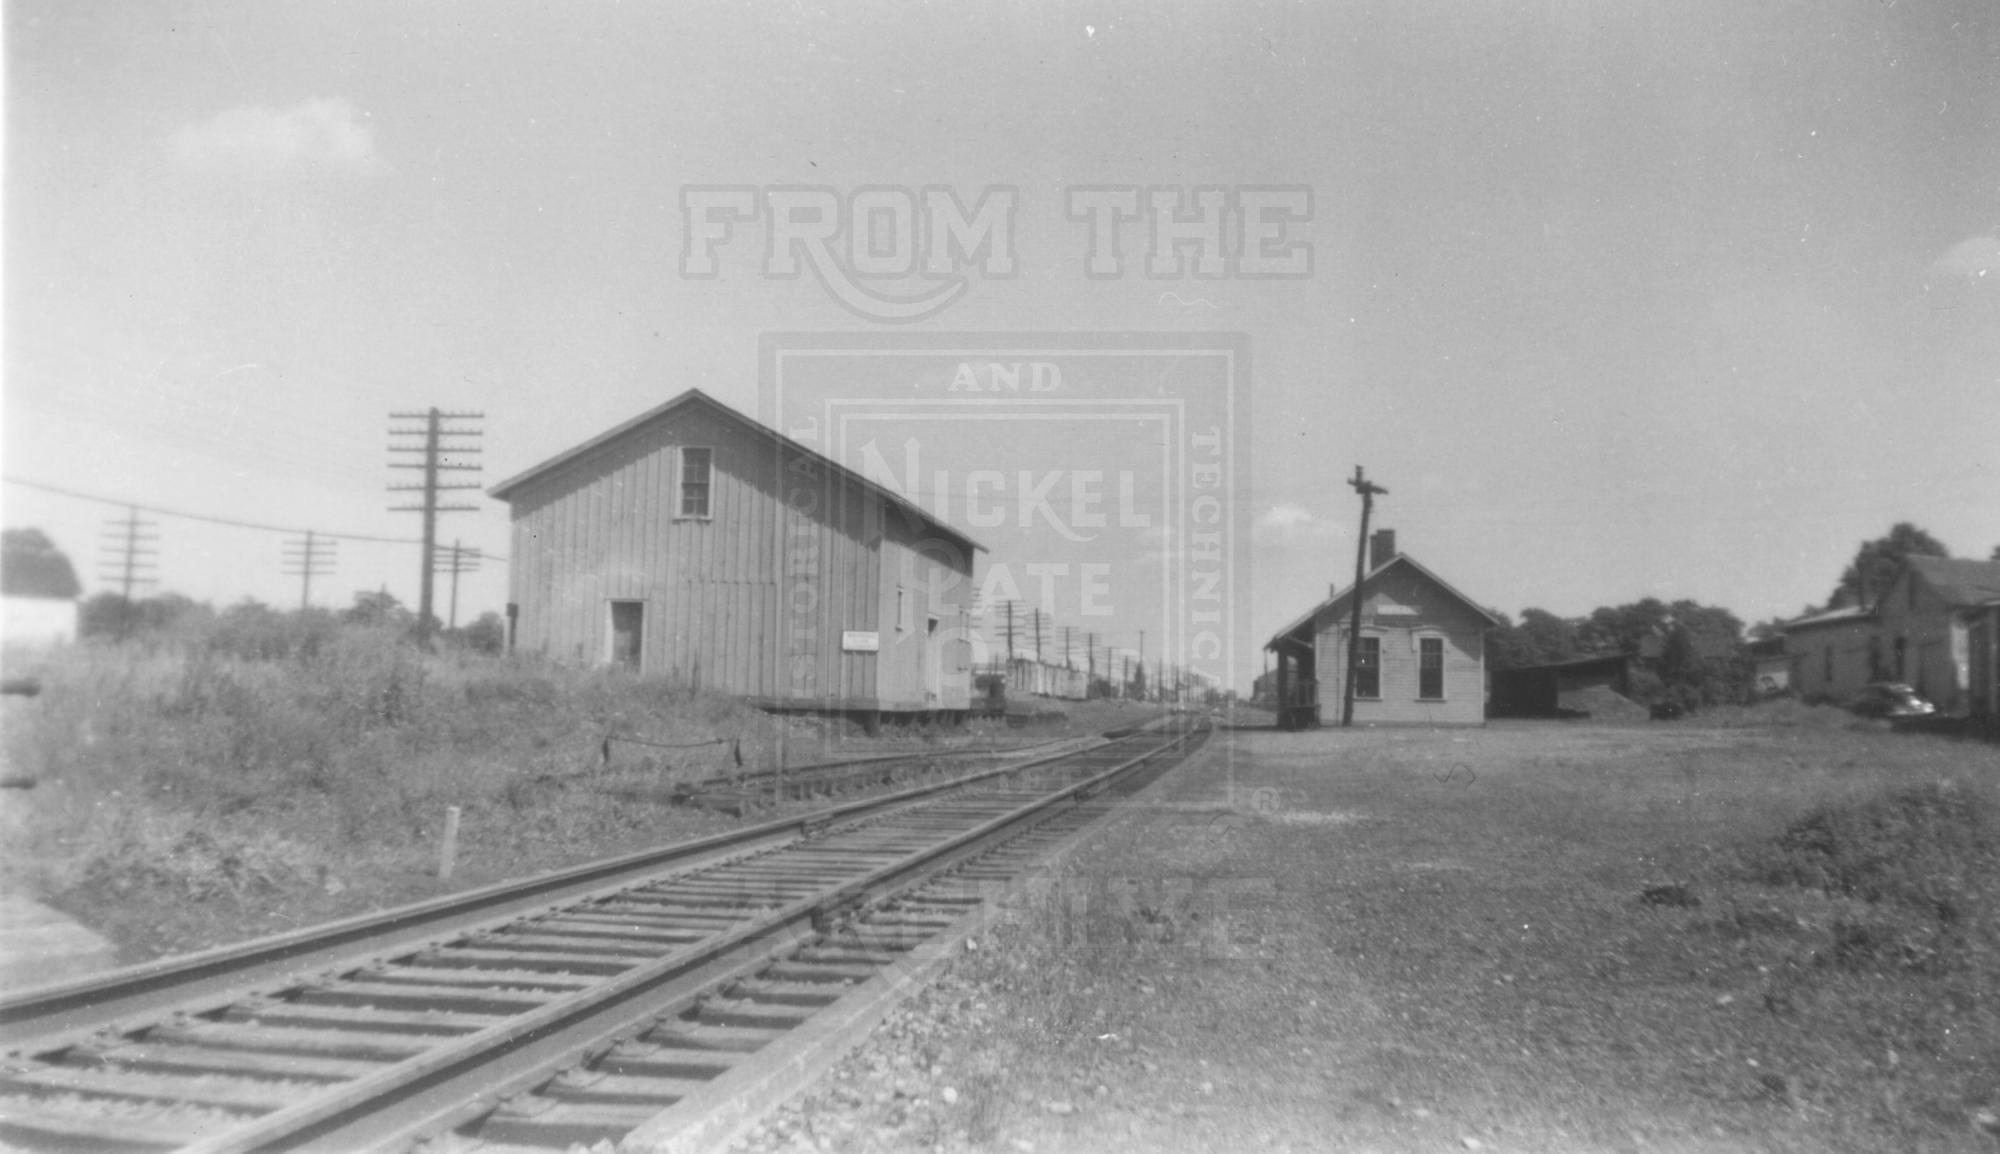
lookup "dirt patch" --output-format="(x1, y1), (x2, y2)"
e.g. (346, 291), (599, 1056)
(734, 722), (2000, 1154)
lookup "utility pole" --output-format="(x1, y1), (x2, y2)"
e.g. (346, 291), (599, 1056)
(1032, 609), (1045, 669)
(1086, 632), (1098, 696)
(1002, 600), (1018, 689)
(1341, 466), (1389, 727)
(98, 506), (158, 635)
(1137, 629), (1146, 702)
(99, 506), (158, 602)
(390, 409), (484, 644)
(281, 531), (338, 610)
(434, 540), (481, 629)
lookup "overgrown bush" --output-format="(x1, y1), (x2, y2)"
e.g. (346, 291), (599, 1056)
(72, 814), (323, 904)
(1738, 780), (1999, 980)
(1746, 782), (1995, 908)
(1, 609), (775, 930)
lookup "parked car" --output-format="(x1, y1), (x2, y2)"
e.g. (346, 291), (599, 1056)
(1849, 682), (1937, 719)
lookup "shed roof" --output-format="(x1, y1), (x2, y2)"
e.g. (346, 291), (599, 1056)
(488, 388), (985, 556)
(1901, 556), (2000, 609)
(1264, 553), (1503, 650)
(1491, 652), (1636, 676)
(1779, 603), (1875, 632)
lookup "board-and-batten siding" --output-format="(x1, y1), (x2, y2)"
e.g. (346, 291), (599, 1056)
(508, 409), (783, 693)
(503, 401), (972, 711)
(870, 514), (976, 711)
(1311, 566), (1488, 726)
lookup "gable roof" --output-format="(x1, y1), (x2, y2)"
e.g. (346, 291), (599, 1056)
(1265, 553), (1503, 649)
(1899, 556), (2000, 609)
(488, 388), (984, 556)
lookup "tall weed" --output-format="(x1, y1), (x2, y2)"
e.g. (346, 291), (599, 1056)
(1, 621), (766, 923)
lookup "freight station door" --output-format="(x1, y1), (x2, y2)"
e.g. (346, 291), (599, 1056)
(609, 601), (644, 671)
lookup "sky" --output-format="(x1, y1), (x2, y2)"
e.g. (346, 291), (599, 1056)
(5, 0), (1997, 688)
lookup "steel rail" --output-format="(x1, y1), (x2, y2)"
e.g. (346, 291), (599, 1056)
(136, 726), (1205, 1154)
(0, 735), (1134, 1046)
(666, 731), (1107, 805)
(669, 713), (1181, 805)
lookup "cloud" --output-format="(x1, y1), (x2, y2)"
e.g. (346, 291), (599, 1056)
(1931, 235), (2000, 278)
(1252, 503), (1347, 549)
(171, 98), (376, 174)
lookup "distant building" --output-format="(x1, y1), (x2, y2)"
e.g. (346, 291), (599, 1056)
(1746, 635), (1789, 695)
(1968, 598), (2000, 720)
(489, 389), (984, 722)
(0, 530), (80, 654)
(1488, 653), (1646, 720)
(1781, 604), (1879, 703)
(1263, 530), (1501, 728)
(1874, 556), (2000, 717)
(0, 598), (76, 652)
(1250, 668), (1277, 706)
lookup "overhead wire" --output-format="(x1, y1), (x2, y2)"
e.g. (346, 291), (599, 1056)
(3, 476), (510, 562)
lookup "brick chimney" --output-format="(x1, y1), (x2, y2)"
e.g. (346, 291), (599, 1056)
(1370, 528), (1397, 570)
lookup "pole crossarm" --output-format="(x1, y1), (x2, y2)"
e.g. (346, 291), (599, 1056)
(388, 408), (486, 643)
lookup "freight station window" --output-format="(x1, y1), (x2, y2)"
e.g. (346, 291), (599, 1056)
(1354, 635), (1381, 699)
(679, 447), (713, 518)
(1419, 636), (1444, 699)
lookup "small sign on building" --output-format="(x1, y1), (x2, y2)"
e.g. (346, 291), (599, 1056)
(841, 630), (880, 653)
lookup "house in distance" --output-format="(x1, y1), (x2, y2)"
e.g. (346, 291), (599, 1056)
(1873, 556), (2000, 718)
(489, 389), (984, 726)
(1778, 556), (2000, 720)
(1264, 530), (1502, 728)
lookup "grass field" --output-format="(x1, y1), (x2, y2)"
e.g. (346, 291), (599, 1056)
(10, 635), (1995, 1151)
(0, 632), (1155, 964)
(744, 713), (2000, 1154)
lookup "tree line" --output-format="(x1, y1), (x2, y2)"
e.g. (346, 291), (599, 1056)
(2, 525), (503, 658)
(1485, 522), (1997, 710)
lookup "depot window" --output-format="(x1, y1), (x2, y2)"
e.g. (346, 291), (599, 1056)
(679, 447), (713, 519)
(1354, 635), (1381, 699)
(1419, 636), (1444, 699)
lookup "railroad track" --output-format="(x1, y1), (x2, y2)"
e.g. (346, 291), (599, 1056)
(0, 719), (1207, 1153)
(666, 716), (1177, 811)
(663, 731), (1105, 811)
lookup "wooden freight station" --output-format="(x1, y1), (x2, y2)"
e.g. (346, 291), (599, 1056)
(489, 389), (984, 724)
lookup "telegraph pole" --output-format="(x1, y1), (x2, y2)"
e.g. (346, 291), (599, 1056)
(390, 409), (484, 644)
(1086, 632), (1098, 696)
(99, 506), (158, 602)
(1341, 466), (1389, 727)
(434, 540), (481, 629)
(1002, 600), (1018, 686)
(281, 531), (338, 609)
(98, 506), (158, 635)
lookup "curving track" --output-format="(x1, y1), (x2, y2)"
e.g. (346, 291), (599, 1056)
(0, 718), (1206, 1153)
